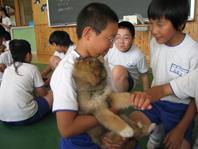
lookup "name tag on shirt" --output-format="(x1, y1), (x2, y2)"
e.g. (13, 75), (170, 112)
(170, 63), (189, 76)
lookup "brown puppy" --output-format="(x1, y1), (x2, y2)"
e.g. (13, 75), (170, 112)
(72, 57), (155, 148)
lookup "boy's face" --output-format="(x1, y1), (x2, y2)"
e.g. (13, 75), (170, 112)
(88, 21), (118, 57)
(114, 28), (133, 52)
(149, 17), (179, 45)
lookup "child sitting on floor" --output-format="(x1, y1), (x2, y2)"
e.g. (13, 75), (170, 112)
(41, 30), (75, 85)
(0, 39), (53, 125)
(105, 21), (149, 92)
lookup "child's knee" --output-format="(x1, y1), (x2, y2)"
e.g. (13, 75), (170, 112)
(112, 65), (128, 81)
(44, 90), (53, 108)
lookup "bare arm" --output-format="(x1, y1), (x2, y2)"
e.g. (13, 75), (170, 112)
(41, 64), (52, 78)
(130, 83), (173, 110)
(175, 100), (197, 132)
(145, 83), (173, 101)
(141, 73), (150, 91)
(56, 111), (98, 137)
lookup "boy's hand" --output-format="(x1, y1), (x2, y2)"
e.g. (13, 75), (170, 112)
(163, 126), (184, 149)
(129, 92), (152, 110)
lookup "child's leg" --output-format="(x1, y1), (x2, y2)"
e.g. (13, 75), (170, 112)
(43, 90), (53, 108)
(160, 101), (194, 149)
(49, 56), (61, 70)
(112, 65), (133, 92)
(147, 124), (165, 149)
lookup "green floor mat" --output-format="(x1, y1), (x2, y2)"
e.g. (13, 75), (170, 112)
(0, 114), (60, 149)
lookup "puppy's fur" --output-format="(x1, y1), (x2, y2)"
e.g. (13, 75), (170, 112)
(72, 57), (155, 148)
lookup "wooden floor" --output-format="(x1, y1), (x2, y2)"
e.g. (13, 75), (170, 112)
(32, 54), (51, 64)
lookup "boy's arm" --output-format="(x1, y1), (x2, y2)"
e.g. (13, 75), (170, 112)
(141, 72), (150, 91)
(56, 111), (98, 137)
(146, 83), (173, 100)
(41, 64), (52, 78)
(163, 100), (197, 148)
(130, 83), (173, 110)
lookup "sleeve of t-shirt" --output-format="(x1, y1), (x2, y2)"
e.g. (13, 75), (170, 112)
(32, 66), (45, 88)
(170, 70), (197, 99)
(50, 62), (78, 111)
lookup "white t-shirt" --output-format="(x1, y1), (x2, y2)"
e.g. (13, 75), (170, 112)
(2, 16), (11, 32)
(150, 34), (198, 104)
(50, 50), (79, 112)
(105, 44), (148, 85)
(0, 50), (13, 84)
(0, 50), (13, 66)
(0, 63), (44, 121)
(3, 40), (10, 51)
(53, 45), (76, 60)
(170, 69), (198, 108)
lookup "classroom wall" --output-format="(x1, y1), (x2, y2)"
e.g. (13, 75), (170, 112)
(11, 26), (37, 54)
(32, 0), (198, 61)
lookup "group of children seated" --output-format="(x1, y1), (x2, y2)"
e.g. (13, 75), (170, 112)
(0, 0), (198, 149)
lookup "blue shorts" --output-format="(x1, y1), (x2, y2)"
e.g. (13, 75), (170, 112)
(142, 100), (194, 143)
(128, 73), (134, 91)
(3, 97), (50, 125)
(60, 133), (100, 149)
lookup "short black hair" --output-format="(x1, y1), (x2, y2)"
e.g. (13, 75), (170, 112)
(0, 7), (9, 17)
(118, 21), (135, 37)
(76, 2), (118, 39)
(3, 31), (11, 40)
(0, 24), (6, 38)
(147, 0), (189, 31)
(9, 39), (31, 62)
(49, 30), (73, 47)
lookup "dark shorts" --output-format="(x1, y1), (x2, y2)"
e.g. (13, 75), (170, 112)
(142, 100), (194, 143)
(60, 133), (100, 149)
(128, 73), (134, 91)
(2, 97), (50, 125)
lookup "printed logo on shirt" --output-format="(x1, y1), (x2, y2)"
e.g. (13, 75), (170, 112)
(170, 63), (189, 76)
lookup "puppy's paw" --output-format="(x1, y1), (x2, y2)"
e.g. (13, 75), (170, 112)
(119, 126), (134, 138)
(148, 123), (156, 133)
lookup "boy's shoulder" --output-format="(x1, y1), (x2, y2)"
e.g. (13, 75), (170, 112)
(24, 63), (39, 70)
(184, 34), (198, 46)
(57, 49), (80, 70)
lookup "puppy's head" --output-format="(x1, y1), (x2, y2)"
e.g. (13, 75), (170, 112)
(73, 57), (107, 86)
